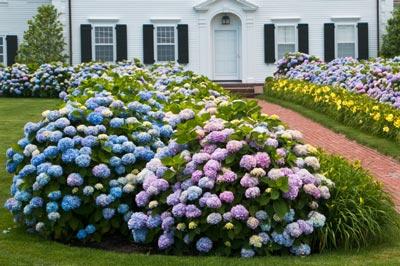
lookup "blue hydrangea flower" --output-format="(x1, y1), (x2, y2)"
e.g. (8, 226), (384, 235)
(83, 186), (94, 196)
(85, 224), (96, 234)
(117, 204), (129, 214)
(31, 154), (46, 166)
(62, 148), (79, 163)
(87, 112), (104, 125)
(76, 229), (88, 240)
(48, 190), (62, 200)
(110, 118), (124, 128)
(48, 212), (61, 221)
(132, 228), (148, 243)
(241, 248), (255, 258)
(121, 153), (136, 165)
(102, 208), (115, 220)
(46, 202), (59, 213)
(146, 215), (161, 229)
(61, 195), (81, 211)
(110, 187), (123, 198)
(12, 153), (24, 164)
(128, 212), (148, 230)
(290, 244), (311, 256)
(47, 165), (63, 177)
(196, 237), (213, 253)
(57, 137), (75, 152)
(30, 196), (44, 208)
(75, 154), (91, 168)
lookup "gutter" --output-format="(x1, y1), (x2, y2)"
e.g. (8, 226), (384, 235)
(68, 0), (73, 65)
(377, 0), (380, 55)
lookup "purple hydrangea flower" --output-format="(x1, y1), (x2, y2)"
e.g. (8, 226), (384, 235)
(239, 155), (257, 170)
(231, 205), (249, 221)
(245, 187), (261, 199)
(158, 233), (174, 250)
(219, 191), (234, 203)
(67, 173), (84, 187)
(92, 164), (111, 178)
(185, 204), (202, 218)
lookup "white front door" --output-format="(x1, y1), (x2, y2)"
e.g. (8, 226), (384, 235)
(214, 30), (239, 80)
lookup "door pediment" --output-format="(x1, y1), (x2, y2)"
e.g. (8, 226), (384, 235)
(193, 0), (259, 12)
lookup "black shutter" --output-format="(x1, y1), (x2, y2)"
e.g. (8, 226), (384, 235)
(116, 24), (128, 62)
(143, 24), (154, 64)
(177, 24), (189, 64)
(264, 24), (275, 63)
(298, 24), (309, 54)
(6, 35), (18, 66)
(324, 23), (335, 62)
(80, 24), (92, 62)
(357, 23), (369, 60)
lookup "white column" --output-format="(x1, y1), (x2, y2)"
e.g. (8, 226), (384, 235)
(198, 13), (211, 77)
(243, 14), (255, 83)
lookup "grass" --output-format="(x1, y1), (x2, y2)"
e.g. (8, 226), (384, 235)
(1, 98), (400, 265)
(260, 95), (400, 161)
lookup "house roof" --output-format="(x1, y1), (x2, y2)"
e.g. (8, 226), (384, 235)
(193, 0), (259, 11)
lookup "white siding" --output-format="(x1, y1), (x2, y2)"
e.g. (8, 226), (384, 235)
(1, 0), (391, 82)
(70, 0), (391, 82)
(0, 0), (51, 49)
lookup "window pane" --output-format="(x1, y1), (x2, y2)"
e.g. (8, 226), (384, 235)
(95, 27), (113, 44)
(0, 55), (3, 64)
(0, 37), (3, 45)
(338, 43), (355, 58)
(337, 25), (355, 43)
(278, 44), (295, 59)
(0, 46), (3, 54)
(157, 26), (175, 44)
(157, 45), (175, 61)
(277, 26), (295, 43)
(95, 45), (114, 62)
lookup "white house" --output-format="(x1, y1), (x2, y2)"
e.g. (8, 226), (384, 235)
(0, 0), (395, 83)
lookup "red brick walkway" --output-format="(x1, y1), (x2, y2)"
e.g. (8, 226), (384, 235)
(258, 100), (400, 211)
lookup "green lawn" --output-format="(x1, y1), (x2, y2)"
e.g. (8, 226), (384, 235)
(1, 98), (400, 266)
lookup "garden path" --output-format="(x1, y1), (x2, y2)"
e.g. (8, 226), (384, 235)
(258, 99), (400, 211)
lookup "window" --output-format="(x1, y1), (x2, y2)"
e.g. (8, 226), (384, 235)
(276, 25), (296, 60)
(156, 26), (176, 62)
(0, 36), (5, 66)
(336, 24), (356, 58)
(94, 26), (115, 62)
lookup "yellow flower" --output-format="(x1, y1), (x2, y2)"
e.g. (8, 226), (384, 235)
(385, 114), (394, 122)
(224, 222), (234, 230)
(353, 160), (361, 168)
(176, 223), (186, 231)
(224, 241), (231, 247)
(148, 200), (158, 209)
(383, 126), (390, 133)
(188, 222), (197, 229)
(269, 114), (280, 120)
(373, 113), (381, 121)
(372, 105), (379, 111)
(394, 119), (400, 128)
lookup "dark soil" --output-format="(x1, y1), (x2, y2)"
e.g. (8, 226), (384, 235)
(72, 234), (154, 254)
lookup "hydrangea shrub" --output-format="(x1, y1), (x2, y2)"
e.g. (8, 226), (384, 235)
(5, 61), (334, 257)
(275, 53), (400, 108)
